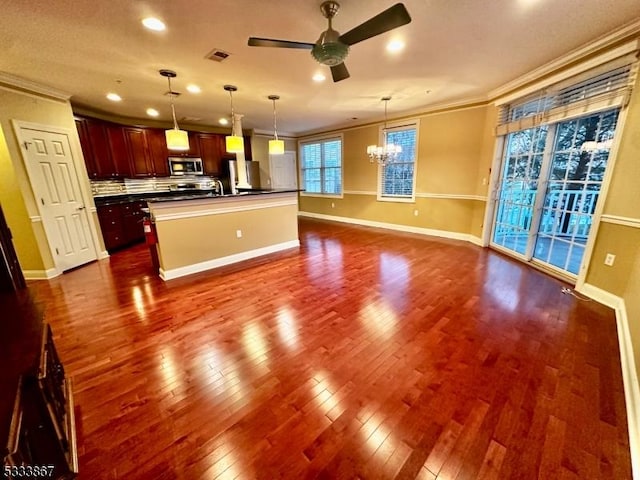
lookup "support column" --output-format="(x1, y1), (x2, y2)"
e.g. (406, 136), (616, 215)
(233, 114), (250, 189)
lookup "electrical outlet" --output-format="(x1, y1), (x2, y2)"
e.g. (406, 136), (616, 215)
(331, 202), (335, 208)
(604, 253), (615, 266)
(413, 209), (419, 216)
(236, 229), (242, 239)
(482, 177), (487, 185)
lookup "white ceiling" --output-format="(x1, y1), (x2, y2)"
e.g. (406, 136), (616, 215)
(1, 0), (639, 135)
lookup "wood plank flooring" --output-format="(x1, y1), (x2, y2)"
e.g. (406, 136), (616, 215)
(26, 218), (632, 479)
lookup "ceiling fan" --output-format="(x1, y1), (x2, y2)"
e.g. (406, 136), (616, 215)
(248, 1), (411, 82)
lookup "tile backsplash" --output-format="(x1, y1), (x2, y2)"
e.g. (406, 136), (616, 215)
(91, 176), (219, 197)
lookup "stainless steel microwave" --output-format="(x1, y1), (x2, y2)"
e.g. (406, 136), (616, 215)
(168, 157), (203, 176)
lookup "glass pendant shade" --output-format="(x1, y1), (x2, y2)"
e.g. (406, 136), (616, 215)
(165, 128), (189, 151)
(226, 135), (244, 153)
(269, 139), (285, 155)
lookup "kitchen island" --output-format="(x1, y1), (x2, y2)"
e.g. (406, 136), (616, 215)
(147, 190), (299, 280)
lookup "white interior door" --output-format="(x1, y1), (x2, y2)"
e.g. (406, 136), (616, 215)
(269, 151), (298, 189)
(19, 127), (96, 271)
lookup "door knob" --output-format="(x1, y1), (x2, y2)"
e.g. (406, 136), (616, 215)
(76, 206), (85, 211)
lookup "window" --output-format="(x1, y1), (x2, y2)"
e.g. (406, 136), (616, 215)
(300, 137), (342, 196)
(378, 123), (418, 200)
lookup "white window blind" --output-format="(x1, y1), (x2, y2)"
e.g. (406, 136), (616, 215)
(379, 125), (417, 199)
(300, 137), (342, 195)
(496, 63), (636, 135)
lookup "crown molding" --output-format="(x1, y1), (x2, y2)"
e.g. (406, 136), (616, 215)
(0, 71), (70, 100)
(299, 95), (489, 138)
(489, 19), (640, 102)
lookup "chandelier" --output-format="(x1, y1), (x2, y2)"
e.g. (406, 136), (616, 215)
(367, 96), (401, 165)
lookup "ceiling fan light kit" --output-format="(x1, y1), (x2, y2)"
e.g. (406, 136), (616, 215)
(248, 2), (411, 83)
(159, 69), (190, 151)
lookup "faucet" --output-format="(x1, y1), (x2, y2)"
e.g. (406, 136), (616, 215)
(214, 179), (224, 196)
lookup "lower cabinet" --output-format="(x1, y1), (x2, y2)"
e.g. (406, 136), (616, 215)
(97, 201), (146, 251)
(3, 324), (78, 479)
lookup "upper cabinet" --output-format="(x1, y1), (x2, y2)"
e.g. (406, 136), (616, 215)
(195, 133), (223, 176)
(75, 116), (252, 179)
(74, 118), (131, 179)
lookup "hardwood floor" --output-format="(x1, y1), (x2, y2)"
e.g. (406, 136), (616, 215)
(26, 218), (632, 479)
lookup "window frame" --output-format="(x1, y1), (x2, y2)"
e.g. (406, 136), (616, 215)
(299, 134), (344, 198)
(376, 119), (420, 203)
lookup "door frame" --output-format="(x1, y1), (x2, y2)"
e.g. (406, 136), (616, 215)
(12, 120), (105, 276)
(483, 103), (632, 288)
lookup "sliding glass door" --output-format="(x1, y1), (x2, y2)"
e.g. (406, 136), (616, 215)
(491, 109), (619, 278)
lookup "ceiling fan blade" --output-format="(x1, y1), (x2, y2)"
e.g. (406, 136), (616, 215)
(248, 37), (314, 49)
(339, 3), (411, 46)
(331, 63), (350, 82)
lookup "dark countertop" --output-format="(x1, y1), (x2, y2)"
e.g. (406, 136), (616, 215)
(95, 189), (301, 206)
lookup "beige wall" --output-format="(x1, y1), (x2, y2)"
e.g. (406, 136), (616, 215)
(623, 245), (640, 384)
(299, 104), (492, 239)
(0, 87), (92, 272)
(584, 71), (640, 388)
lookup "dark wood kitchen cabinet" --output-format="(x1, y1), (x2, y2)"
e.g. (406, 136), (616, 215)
(145, 129), (170, 177)
(97, 201), (146, 251)
(195, 133), (223, 175)
(125, 128), (175, 177)
(106, 125), (132, 178)
(75, 118), (98, 179)
(194, 133), (252, 176)
(124, 127), (152, 177)
(121, 201), (146, 244)
(75, 118), (131, 179)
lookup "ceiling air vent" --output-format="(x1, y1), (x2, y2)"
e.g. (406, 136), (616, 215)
(205, 48), (230, 62)
(181, 116), (202, 122)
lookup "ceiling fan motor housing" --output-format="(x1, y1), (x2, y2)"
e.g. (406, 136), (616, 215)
(311, 28), (349, 66)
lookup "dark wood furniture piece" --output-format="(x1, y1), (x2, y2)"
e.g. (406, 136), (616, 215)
(1, 293), (77, 479)
(0, 204), (25, 293)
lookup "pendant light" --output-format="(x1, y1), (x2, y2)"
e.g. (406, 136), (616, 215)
(159, 69), (189, 151)
(224, 85), (244, 153)
(268, 95), (284, 155)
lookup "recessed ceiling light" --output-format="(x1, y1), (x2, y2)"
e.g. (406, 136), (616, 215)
(386, 40), (405, 53)
(186, 84), (201, 94)
(142, 17), (166, 31)
(219, 118), (229, 126)
(106, 92), (122, 102)
(146, 108), (159, 117)
(312, 73), (326, 82)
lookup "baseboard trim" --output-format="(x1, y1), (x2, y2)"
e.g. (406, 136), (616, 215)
(23, 267), (60, 280)
(97, 250), (110, 260)
(298, 211), (478, 245)
(578, 283), (640, 480)
(159, 240), (300, 281)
